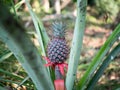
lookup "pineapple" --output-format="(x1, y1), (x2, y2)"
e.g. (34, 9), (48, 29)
(47, 22), (69, 63)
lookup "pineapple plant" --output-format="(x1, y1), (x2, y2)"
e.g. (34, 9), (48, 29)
(47, 22), (69, 90)
(47, 22), (69, 64)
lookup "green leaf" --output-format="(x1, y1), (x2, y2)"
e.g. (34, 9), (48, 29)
(0, 4), (54, 90)
(25, 0), (49, 56)
(16, 76), (30, 89)
(0, 86), (7, 90)
(78, 24), (120, 90)
(0, 78), (19, 84)
(66, 0), (87, 90)
(10, 0), (24, 16)
(0, 69), (33, 86)
(13, 0), (24, 11)
(0, 69), (24, 81)
(0, 51), (13, 62)
(115, 88), (120, 90)
(86, 43), (120, 90)
(24, 0), (51, 79)
(10, 0), (18, 20)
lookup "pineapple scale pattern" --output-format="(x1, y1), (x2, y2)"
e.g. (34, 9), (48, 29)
(47, 39), (69, 63)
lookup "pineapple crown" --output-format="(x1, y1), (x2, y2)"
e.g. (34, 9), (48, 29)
(52, 22), (66, 38)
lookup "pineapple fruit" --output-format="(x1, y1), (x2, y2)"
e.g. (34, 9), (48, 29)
(47, 22), (69, 64)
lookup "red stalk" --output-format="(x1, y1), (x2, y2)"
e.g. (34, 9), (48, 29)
(54, 79), (66, 90)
